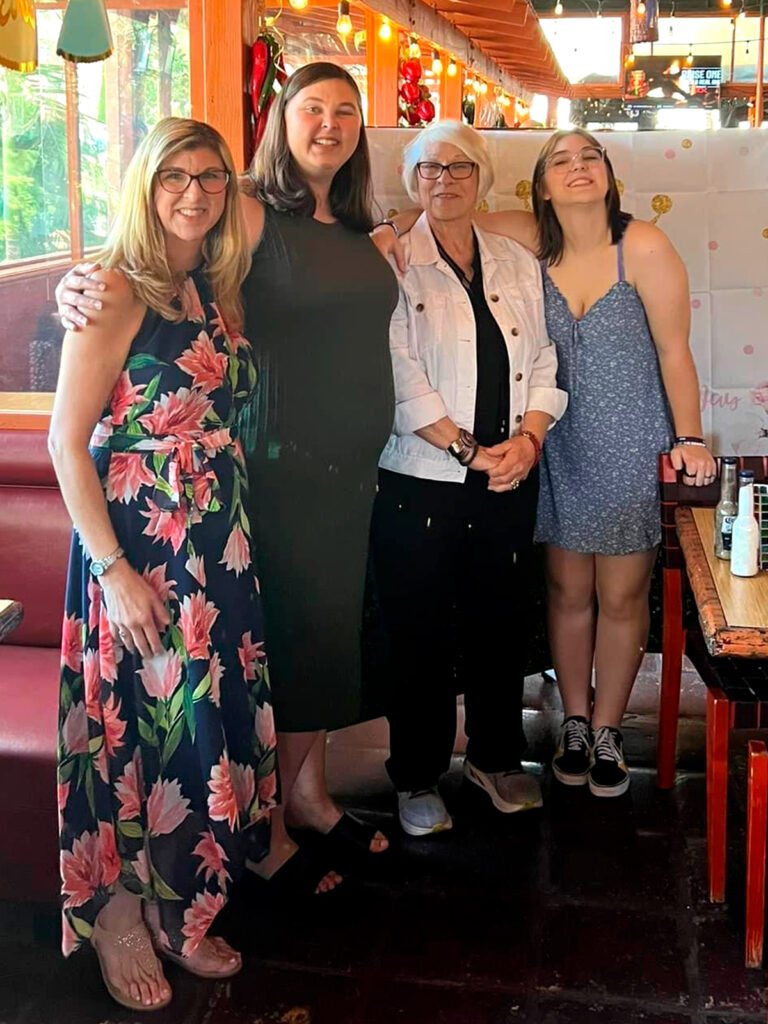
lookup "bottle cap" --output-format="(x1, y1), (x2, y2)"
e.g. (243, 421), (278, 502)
(722, 457), (737, 465)
(738, 470), (755, 481)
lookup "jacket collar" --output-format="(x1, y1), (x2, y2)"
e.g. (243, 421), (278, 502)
(407, 210), (523, 268)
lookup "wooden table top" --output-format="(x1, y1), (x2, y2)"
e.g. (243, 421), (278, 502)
(0, 599), (23, 643)
(676, 507), (768, 658)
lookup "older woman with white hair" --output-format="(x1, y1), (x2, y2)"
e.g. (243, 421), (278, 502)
(371, 121), (567, 837)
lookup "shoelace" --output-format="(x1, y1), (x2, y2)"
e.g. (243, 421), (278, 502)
(593, 727), (622, 763)
(563, 719), (591, 752)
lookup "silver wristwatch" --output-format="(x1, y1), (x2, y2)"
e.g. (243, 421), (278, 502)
(447, 429), (479, 466)
(90, 545), (125, 577)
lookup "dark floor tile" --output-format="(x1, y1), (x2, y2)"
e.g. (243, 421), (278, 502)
(0, 941), (60, 1021)
(538, 999), (691, 1023)
(539, 906), (688, 1004)
(548, 813), (678, 912)
(18, 947), (215, 1024)
(220, 877), (388, 973)
(697, 916), (767, 1014)
(363, 981), (528, 1024)
(209, 963), (366, 1024)
(376, 889), (536, 990)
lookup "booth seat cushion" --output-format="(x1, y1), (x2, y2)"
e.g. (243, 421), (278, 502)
(0, 645), (60, 900)
(0, 430), (71, 648)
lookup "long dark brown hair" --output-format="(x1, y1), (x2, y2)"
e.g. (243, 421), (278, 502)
(532, 128), (632, 266)
(245, 62), (374, 234)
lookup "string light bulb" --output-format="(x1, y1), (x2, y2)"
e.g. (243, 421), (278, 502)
(554, 0), (563, 14)
(625, 50), (636, 66)
(378, 17), (392, 40)
(336, 0), (352, 35)
(685, 44), (693, 64)
(637, 0), (646, 15)
(596, 2), (602, 18)
(408, 34), (421, 58)
(432, 49), (443, 74)
(473, 77), (482, 93)
(721, 0), (733, 7)
(738, 2), (746, 16)
(479, 80), (488, 93)
(447, 57), (458, 76)
(288, 0), (309, 9)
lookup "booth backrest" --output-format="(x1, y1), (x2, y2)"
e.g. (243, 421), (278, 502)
(0, 429), (71, 647)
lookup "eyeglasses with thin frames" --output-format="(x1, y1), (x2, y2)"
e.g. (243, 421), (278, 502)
(545, 146), (605, 174)
(416, 160), (477, 181)
(156, 169), (231, 194)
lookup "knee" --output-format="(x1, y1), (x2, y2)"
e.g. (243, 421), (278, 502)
(598, 591), (648, 623)
(547, 576), (593, 616)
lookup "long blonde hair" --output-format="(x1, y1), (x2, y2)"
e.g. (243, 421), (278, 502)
(97, 117), (250, 327)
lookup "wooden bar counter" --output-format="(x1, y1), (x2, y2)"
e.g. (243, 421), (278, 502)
(676, 507), (768, 658)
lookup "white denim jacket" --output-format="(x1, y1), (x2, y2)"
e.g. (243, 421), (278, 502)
(379, 213), (568, 483)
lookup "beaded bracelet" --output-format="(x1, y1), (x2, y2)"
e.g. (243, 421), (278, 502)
(520, 429), (542, 465)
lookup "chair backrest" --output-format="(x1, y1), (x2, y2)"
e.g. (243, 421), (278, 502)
(0, 429), (71, 647)
(659, 453), (768, 570)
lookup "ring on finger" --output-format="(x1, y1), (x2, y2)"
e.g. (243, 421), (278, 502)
(510, 480), (520, 490)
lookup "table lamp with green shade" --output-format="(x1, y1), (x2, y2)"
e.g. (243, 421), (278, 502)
(56, 0), (113, 63)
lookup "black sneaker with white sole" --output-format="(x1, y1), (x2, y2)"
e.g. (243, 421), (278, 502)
(552, 716), (592, 786)
(589, 725), (630, 797)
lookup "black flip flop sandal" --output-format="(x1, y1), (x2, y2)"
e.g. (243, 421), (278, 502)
(245, 844), (342, 899)
(292, 812), (390, 869)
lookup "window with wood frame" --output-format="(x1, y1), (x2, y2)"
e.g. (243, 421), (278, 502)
(0, 0), (192, 396)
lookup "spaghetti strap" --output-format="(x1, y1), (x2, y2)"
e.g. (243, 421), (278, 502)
(616, 239), (625, 283)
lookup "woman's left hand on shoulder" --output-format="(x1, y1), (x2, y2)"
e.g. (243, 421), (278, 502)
(485, 436), (536, 492)
(670, 443), (717, 487)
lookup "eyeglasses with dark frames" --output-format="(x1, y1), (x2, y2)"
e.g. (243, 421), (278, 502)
(545, 145), (605, 174)
(416, 160), (477, 181)
(156, 169), (231, 194)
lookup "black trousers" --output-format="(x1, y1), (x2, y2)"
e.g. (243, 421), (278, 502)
(370, 468), (538, 792)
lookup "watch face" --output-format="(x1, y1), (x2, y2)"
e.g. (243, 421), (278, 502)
(91, 561), (104, 577)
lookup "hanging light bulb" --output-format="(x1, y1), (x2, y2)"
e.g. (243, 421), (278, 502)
(637, 0), (647, 15)
(479, 80), (488, 94)
(738, 1), (746, 16)
(336, 0), (352, 35)
(408, 34), (421, 58)
(625, 49), (635, 66)
(378, 17), (392, 40)
(447, 57), (458, 77)
(722, 0), (733, 7)
(432, 49), (443, 74)
(596, 1), (602, 18)
(289, 0), (309, 9)
(685, 44), (693, 64)
(554, 0), (564, 13)
(473, 78), (482, 93)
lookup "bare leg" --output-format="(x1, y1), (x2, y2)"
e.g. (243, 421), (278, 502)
(249, 729), (341, 892)
(93, 884), (171, 1008)
(546, 546), (597, 719)
(284, 731), (389, 853)
(592, 549), (657, 729)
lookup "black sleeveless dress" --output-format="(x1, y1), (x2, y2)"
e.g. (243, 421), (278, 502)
(240, 207), (398, 732)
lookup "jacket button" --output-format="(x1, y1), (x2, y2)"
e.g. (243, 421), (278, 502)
(489, 294), (499, 302)
(515, 414), (523, 423)
(511, 327), (519, 336)
(515, 372), (523, 382)
(415, 303), (424, 312)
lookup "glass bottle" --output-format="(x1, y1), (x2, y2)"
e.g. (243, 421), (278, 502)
(714, 457), (738, 560)
(730, 470), (759, 578)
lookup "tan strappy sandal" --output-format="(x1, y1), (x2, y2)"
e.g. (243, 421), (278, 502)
(155, 936), (242, 979)
(91, 920), (172, 1012)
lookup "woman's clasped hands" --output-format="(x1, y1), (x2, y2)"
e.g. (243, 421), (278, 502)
(483, 435), (538, 493)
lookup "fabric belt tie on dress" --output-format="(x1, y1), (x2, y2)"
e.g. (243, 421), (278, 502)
(90, 425), (236, 514)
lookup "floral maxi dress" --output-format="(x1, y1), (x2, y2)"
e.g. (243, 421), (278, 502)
(57, 269), (277, 958)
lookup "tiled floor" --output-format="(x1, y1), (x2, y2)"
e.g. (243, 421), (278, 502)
(2, 757), (767, 1024)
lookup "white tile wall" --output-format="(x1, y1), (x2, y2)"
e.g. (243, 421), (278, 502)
(369, 128), (768, 456)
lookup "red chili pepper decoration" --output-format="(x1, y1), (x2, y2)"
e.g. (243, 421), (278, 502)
(250, 31), (288, 150)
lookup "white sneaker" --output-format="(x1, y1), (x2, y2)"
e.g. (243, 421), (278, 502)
(397, 788), (453, 837)
(464, 760), (543, 813)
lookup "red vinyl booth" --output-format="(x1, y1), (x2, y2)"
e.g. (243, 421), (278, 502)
(0, 428), (70, 901)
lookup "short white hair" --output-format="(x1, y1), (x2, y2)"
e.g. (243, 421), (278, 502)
(401, 120), (494, 204)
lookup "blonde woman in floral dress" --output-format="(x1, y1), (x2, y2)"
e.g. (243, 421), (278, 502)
(49, 118), (276, 1012)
